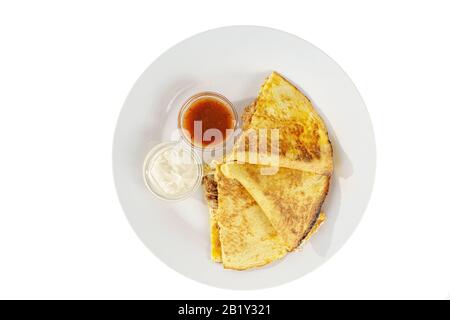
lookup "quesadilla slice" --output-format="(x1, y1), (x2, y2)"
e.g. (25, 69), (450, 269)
(201, 171), (222, 263)
(221, 162), (330, 251)
(215, 165), (288, 270)
(232, 71), (333, 176)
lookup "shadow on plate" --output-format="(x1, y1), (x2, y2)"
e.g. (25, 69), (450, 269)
(309, 109), (354, 257)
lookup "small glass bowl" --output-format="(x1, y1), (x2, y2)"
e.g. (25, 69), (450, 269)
(178, 92), (238, 151)
(143, 141), (203, 201)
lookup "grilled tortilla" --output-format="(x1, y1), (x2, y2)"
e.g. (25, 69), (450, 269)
(232, 72), (333, 176)
(221, 162), (330, 251)
(215, 165), (288, 270)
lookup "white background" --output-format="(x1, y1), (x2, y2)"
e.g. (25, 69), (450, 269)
(0, 0), (449, 299)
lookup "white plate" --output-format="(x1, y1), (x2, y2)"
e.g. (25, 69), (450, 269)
(113, 26), (376, 289)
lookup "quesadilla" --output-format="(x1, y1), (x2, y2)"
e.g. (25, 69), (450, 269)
(200, 71), (333, 270)
(232, 72), (333, 176)
(221, 162), (329, 251)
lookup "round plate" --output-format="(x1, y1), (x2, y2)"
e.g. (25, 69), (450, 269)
(113, 26), (376, 289)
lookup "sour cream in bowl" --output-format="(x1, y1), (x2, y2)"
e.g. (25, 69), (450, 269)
(143, 141), (203, 201)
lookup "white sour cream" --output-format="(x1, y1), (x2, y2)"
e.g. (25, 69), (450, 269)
(145, 144), (200, 198)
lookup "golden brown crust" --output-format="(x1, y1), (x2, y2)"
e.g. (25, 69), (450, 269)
(241, 100), (257, 130)
(221, 163), (329, 251)
(216, 167), (288, 270)
(295, 175), (330, 249)
(232, 72), (333, 176)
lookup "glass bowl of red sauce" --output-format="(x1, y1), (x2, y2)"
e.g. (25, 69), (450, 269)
(178, 92), (238, 150)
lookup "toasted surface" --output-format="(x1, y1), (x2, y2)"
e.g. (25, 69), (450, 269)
(221, 163), (330, 251)
(201, 173), (222, 262)
(301, 212), (326, 245)
(233, 72), (333, 176)
(216, 166), (288, 270)
(241, 100), (257, 130)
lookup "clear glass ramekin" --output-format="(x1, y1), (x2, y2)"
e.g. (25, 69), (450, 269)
(142, 141), (203, 201)
(177, 92), (238, 151)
